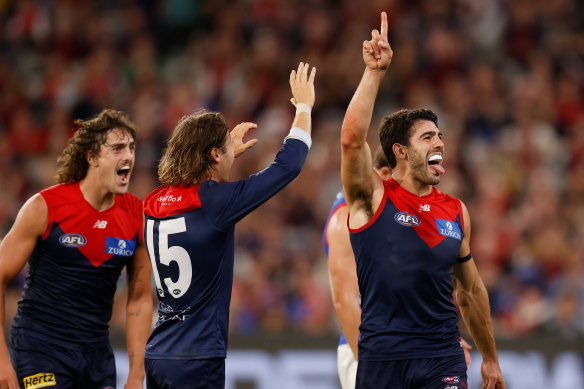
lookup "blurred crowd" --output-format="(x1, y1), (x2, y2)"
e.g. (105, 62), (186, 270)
(1, 0), (583, 341)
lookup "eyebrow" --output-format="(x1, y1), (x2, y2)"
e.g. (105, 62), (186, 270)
(418, 130), (442, 138)
(104, 140), (135, 147)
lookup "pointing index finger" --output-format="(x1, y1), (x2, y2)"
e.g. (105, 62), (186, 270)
(380, 11), (388, 40)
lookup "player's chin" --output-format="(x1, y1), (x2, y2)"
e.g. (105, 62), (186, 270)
(426, 173), (441, 185)
(114, 183), (130, 195)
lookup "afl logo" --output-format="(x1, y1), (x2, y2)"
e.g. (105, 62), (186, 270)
(59, 233), (87, 247)
(442, 376), (460, 383)
(394, 212), (420, 227)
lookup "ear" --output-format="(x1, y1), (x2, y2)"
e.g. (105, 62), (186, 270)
(87, 151), (98, 168)
(378, 166), (392, 179)
(392, 143), (407, 162)
(210, 147), (221, 163)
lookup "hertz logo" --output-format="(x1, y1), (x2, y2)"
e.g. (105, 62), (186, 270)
(59, 233), (87, 247)
(23, 373), (56, 388)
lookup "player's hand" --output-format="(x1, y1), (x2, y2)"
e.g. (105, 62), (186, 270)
(0, 358), (19, 389)
(481, 359), (505, 389)
(363, 11), (393, 72)
(461, 338), (472, 368)
(231, 122), (259, 158)
(289, 62), (316, 108)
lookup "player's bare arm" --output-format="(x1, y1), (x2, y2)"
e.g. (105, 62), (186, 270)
(341, 11), (393, 228)
(327, 206), (361, 359)
(124, 216), (153, 389)
(0, 194), (48, 389)
(454, 201), (505, 389)
(289, 61), (316, 136)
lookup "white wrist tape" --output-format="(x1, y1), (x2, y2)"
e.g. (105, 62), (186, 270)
(295, 103), (312, 115)
(285, 126), (312, 149)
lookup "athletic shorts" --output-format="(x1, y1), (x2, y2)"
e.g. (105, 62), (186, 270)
(145, 357), (225, 389)
(337, 343), (358, 389)
(356, 353), (467, 389)
(9, 332), (116, 389)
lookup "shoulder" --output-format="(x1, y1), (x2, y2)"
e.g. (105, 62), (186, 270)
(40, 183), (77, 205)
(23, 193), (49, 215)
(328, 203), (349, 233)
(116, 191), (144, 216)
(13, 193), (48, 237)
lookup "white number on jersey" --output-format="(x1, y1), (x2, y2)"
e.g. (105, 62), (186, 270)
(146, 218), (192, 298)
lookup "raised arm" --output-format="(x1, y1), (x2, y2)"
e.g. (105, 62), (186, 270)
(202, 63), (316, 229)
(341, 12), (393, 227)
(230, 62), (315, 160)
(124, 217), (153, 389)
(0, 195), (47, 389)
(326, 205), (361, 359)
(454, 201), (505, 389)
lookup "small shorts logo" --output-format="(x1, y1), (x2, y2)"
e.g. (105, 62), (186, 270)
(59, 233), (87, 248)
(394, 212), (420, 227)
(23, 372), (56, 388)
(442, 376), (460, 383)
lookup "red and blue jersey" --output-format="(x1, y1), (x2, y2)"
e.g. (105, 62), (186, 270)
(349, 178), (465, 361)
(10, 183), (143, 349)
(323, 190), (350, 346)
(143, 138), (308, 360)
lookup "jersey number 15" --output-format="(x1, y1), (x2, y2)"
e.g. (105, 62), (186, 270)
(146, 218), (192, 298)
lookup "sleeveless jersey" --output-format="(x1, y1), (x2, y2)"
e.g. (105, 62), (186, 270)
(349, 178), (464, 361)
(10, 183), (143, 350)
(143, 139), (308, 360)
(322, 190), (349, 346)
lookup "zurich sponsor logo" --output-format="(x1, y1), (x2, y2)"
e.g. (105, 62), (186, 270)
(442, 376), (460, 383)
(394, 212), (420, 227)
(59, 233), (87, 248)
(105, 237), (136, 257)
(436, 219), (462, 241)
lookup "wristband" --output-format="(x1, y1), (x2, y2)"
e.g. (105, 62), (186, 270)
(285, 126), (312, 149)
(457, 253), (473, 263)
(295, 103), (312, 115)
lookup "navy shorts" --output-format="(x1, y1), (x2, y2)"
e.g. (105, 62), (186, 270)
(356, 353), (467, 389)
(145, 357), (225, 389)
(9, 333), (116, 389)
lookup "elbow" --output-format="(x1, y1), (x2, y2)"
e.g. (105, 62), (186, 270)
(341, 127), (357, 149)
(332, 293), (353, 315)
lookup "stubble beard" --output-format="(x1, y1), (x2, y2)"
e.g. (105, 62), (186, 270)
(409, 152), (440, 186)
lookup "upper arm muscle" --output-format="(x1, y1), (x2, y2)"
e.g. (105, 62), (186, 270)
(0, 195), (48, 284)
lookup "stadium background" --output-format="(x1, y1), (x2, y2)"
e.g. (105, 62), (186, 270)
(1, 0), (583, 387)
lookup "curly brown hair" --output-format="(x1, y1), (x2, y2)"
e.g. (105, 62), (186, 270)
(55, 109), (136, 183)
(158, 110), (229, 186)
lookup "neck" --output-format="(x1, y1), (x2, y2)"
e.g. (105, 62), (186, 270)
(391, 168), (432, 197)
(79, 177), (115, 212)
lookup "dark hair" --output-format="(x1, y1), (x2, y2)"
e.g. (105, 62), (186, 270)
(56, 109), (136, 183)
(158, 110), (229, 185)
(379, 108), (438, 168)
(373, 145), (389, 170)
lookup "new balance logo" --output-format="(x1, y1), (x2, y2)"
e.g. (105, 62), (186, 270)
(419, 204), (431, 212)
(23, 373), (56, 388)
(93, 220), (108, 229)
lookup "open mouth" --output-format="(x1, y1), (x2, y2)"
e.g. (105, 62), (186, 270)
(428, 154), (445, 175)
(117, 165), (131, 183)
